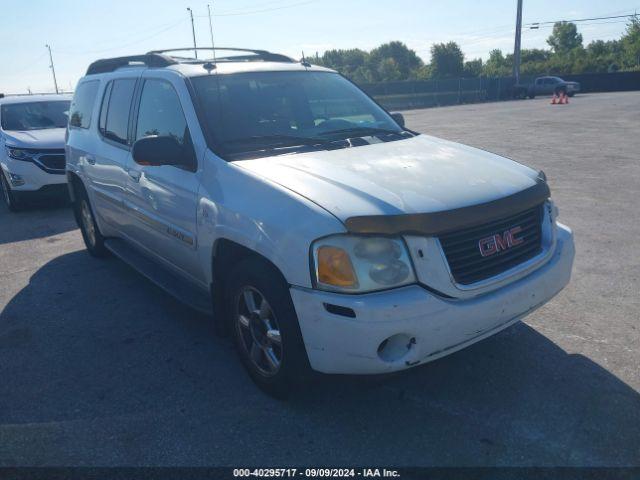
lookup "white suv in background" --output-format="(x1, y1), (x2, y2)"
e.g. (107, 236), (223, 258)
(0, 94), (72, 211)
(66, 49), (575, 397)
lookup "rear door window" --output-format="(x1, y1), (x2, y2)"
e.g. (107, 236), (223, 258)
(69, 80), (99, 128)
(100, 78), (136, 145)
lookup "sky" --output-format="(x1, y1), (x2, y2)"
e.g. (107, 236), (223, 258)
(1, 0), (638, 94)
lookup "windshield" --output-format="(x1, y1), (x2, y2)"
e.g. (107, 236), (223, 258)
(191, 71), (409, 159)
(1, 101), (70, 131)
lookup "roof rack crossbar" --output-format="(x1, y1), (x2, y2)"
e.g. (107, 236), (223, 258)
(146, 47), (295, 64)
(86, 54), (178, 75)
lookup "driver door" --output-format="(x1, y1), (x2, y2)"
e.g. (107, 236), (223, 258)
(123, 78), (204, 284)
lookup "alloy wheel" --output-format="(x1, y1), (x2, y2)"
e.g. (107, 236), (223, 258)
(236, 286), (282, 377)
(80, 200), (96, 247)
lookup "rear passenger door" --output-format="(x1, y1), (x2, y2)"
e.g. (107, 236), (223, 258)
(123, 77), (204, 284)
(88, 76), (139, 229)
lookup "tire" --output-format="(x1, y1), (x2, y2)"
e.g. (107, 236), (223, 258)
(1, 171), (21, 212)
(74, 185), (109, 257)
(568, 92), (575, 98)
(225, 257), (311, 398)
(528, 93), (536, 99)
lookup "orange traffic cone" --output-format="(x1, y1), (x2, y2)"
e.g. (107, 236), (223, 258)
(551, 94), (558, 105)
(563, 92), (569, 104)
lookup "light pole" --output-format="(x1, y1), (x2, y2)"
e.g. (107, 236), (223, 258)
(45, 44), (59, 94)
(187, 7), (198, 59)
(513, 0), (523, 83)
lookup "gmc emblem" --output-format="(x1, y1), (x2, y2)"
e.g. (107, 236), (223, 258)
(478, 226), (525, 257)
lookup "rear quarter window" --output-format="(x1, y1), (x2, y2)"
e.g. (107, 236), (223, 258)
(69, 80), (100, 129)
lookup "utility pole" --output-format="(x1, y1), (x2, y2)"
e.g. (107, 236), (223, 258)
(207, 3), (216, 59)
(45, 44), (59, 94)
(187, 7), (198, 59)
(513, 0), (523, 83)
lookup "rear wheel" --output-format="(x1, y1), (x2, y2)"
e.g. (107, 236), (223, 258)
(74, 186), (109, 257)
(226, 257), (311, 398)
(1, 171), (20, 212)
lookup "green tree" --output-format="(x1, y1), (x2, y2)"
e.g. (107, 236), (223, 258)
(547, 22), (583, 54)
(376, 58), (402, 81)
(317, 48), (369, 79)
(463, 58), (483, 77)
(483, 49), (511, 77)
(430, 42), (464, 77)
(367, 41), (424, 81)
(621, 16), (640, 69)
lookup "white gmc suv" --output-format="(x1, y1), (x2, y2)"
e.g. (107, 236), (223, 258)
(66, 49), (575, 397)
(1, 94), (72, 210)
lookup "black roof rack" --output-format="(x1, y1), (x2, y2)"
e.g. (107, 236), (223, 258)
(86, 53), (177, 75)
(147, 47), (295, 64)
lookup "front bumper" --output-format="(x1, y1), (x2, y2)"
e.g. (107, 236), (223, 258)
(1, 158), (66, 192)
(291, 224), (575, 375)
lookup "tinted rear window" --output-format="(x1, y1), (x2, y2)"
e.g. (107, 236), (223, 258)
(100, 78), (136, 145)
(69, 81), (99, 128)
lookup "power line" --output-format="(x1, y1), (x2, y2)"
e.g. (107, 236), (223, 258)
(527, 13), (638, 27)
(195, 0), (317, 17)
(54, 19), (187, 56)
(7, 52), (48, 77)
(528, 19), (635, 30)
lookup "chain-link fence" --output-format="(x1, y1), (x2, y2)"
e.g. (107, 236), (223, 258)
(361, 71), (640, 110)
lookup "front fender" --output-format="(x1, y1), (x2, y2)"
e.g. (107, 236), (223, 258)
(196, 154), (346, 288)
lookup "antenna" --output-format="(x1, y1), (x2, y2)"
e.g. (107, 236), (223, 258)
(301, 50), (310, 67)
(187, 7), (198, 59)
(208, 3), (217, 64)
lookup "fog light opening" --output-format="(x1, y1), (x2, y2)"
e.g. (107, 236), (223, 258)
(377, 334), (415, 363)
(8, 173), (25, 187)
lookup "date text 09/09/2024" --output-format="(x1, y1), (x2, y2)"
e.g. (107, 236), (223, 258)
(233, 468), (401, 478)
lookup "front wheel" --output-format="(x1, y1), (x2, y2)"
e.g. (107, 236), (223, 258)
(226, 257), (311, 398)
(1, 171), (21, 212)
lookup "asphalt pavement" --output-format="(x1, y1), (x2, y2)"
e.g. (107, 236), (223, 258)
(0, 92), (638, 467)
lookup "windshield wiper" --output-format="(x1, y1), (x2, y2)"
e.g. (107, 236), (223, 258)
(318, 127), (409, 138)
(224, 134), (332, 148)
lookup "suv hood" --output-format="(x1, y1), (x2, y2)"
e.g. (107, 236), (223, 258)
(2, 128), (66, 149)
(236, 135), (540, 222)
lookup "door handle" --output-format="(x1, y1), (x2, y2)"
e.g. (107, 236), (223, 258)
(128, 170), (142, 183)
(85, 155), (96, 165)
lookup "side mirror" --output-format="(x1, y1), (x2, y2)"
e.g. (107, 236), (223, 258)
(391, 112), (405, 128)
(132, 136), (189, 167)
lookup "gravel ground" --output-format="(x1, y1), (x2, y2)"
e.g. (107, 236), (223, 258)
(0, 92), (638, 467)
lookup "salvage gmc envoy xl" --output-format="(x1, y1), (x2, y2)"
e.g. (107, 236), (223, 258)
(65, 48), (575, 396)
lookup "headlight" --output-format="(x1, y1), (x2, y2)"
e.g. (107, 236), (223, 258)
(5, 147), (32, 161)
(312, 235), (416, 293)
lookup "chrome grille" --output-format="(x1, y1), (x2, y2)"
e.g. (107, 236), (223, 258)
(439, 204), (544, 285)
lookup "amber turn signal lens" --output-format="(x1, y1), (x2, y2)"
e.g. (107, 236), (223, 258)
(317, 246), (358, 288)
